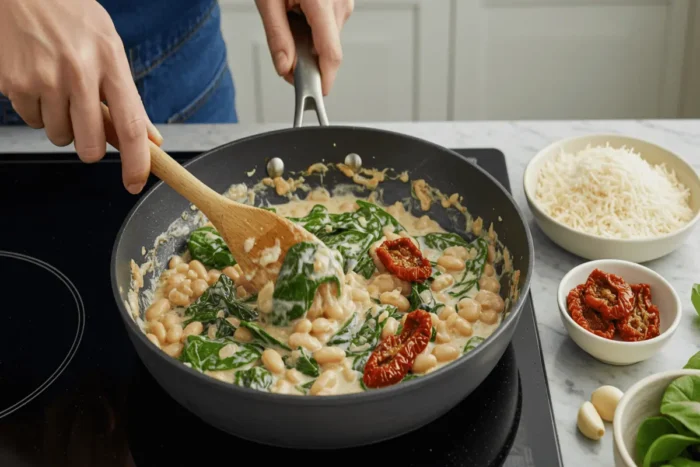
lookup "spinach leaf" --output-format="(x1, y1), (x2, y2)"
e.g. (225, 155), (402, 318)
(643, 434), (700, 467)
(430, 326), (437, 342)
(187, 226), (236, 269)
(692, 284), (700, 317)
(234, 367), (273, 391)
(661, 376), (700, 437)
(403, 373), (420, 382)
(269, 241), (342, 326)
(464, 336), (485, 353)
(636, 416), (679, 463)
(284, 347), (320, 377)
(327, 312), (359, 346)
(347, 305), (400, 355)
(185, 274), (257, 322)
(260, 206), (277, 213)
(296, 379), (316, 394)
(180, 335), (260, 371)
(666, 457), (700, 466)
(239, 321), (291, 351)
(450, 237), (489, 299)
(409, 281), (443, 314)
(352, 352), (370, 372)
(685, 352), (700, 370)
(420, 232), (468, 250)
(214, 317), (236, 338)
(287, 201), (405, 279)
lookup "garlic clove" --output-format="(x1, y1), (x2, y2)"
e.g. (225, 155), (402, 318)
(591, 385), (624, 422)
(577, 401), (605, 440)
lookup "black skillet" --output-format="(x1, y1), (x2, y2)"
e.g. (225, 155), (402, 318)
(110, 12), (535, 449)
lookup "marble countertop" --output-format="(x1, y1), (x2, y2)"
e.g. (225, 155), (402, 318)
(2, 119), (699, 466)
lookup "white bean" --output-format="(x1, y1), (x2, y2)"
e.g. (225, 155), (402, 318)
(431, 274), (454, 292)
(313, 347), (346, 365)
(437, 255), (465, 271)
(382, 317), (399, 338)
(257, 281), (274, 314)
(432, 344), (459, 362)
(166, 324), (183, 344)
(412, 353), (438, 374)
(379, 290), (410, 312)
(182, 321), (204, 341)
(162, 343), (183, 358)
(453, 317), (473, 337)
(310, 370), (337, 395)
(146, 333), (161, 349)
(458, 298), (481, 322)
(294, 319), (313, 334)
(262, 349), (285, 374)
(288, 332), (322, 352)
(145, 298), (170, 321)
(233, 326), (253, 342)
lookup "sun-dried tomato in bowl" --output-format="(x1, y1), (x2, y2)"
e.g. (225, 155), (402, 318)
(567, 285), (616, 339)
(566, 269), (661, 342)
(583, 269), (634, 321)
(616, 284), (660, 342)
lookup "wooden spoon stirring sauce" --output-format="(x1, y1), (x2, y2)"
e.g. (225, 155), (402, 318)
(100, 103), (334, 291)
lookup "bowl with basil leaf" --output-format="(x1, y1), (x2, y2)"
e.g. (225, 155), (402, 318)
(613, 353), (700, 467)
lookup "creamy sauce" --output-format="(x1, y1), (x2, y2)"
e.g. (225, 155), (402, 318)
(141, 186), (510, 396)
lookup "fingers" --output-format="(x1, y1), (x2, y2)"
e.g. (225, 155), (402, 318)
(102, 42), (150, 194)
(41, 94), (74, 147)
(9, 93), (43, 129)
(255, 0), (295, 77)
(70, 84), (106, 163)
(301, 0), (342, 95)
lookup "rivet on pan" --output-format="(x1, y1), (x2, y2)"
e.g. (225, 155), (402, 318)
(267, 157), (284, 178)
(345, 153), (362, 171)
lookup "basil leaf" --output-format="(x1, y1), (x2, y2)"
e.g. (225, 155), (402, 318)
(270, 241), (342, 326)
(180, 335), (260, 371)
(187, 226), (236, 269)
(327, 312), (359, 346)
(661, 375), (700, 437)
(636, 416), (679, 463)
(464, 336), (485, 353)
(643, 434), (700, 467)
(185, 274), (258, 322)
(420, 232), (469, 250)
(284, 347), (320, 377)
(692, 284), (700, 317)
(234, 367), (273, 391)
(239, 321), (291, 351)
(684, 352), (700, 370)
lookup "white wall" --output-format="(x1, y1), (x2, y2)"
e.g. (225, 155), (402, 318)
(219, 0), (699, 123)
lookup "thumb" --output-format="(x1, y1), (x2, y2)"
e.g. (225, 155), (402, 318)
(255, 0), (295, 76)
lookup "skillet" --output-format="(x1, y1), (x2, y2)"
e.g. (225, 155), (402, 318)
(111, 13), (535, 449)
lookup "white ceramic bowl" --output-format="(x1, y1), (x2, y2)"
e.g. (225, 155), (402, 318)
(613, 369), (700, 467)
(557, 259), (681, 365)
(524, 134), (700, 263)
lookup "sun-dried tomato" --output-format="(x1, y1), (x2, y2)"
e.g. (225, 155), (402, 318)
(567, 284), (615, 339)
(616, 283), (660, 341)
(363, 309), (432, 388)
(376, 237), (432, 283)
(583, 269), (634, 321)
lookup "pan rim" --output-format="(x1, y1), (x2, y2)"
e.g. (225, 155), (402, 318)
(110, 125), (535, 406)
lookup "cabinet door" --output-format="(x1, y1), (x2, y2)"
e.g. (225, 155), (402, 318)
(219, 0), (450, 123)
(451, 0), (691, 120)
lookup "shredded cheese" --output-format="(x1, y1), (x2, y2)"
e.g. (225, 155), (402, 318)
(534, 144), (694, 239)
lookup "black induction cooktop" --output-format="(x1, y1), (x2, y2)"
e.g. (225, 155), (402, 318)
(0, 147), (562, 467)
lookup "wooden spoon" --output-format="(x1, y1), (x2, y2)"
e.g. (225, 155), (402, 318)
(100, 103), (314, 289)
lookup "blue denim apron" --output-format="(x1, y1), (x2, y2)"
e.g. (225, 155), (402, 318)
(0, 0), (237, 125)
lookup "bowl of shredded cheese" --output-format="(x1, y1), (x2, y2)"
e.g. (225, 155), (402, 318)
(524, 134), (700, 262)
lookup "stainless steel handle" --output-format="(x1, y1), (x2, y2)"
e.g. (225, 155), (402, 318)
(288, 11), (329, 127)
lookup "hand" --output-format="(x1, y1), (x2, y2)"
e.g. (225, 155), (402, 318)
(255, 0), (354, 95)
(0, 0), (162, 194)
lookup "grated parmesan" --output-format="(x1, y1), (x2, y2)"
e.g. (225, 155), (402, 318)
(534, 144), (694, 239)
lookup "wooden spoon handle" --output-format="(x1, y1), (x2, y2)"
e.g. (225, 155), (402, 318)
(100, 103), (221, 212)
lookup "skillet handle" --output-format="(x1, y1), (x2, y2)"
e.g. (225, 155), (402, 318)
(288, 11), (329, 127)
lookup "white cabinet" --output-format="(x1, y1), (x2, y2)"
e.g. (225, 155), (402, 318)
(451, 0), (692, 120)
(219, 0), (450, 124)
(219, 0), (697, 122)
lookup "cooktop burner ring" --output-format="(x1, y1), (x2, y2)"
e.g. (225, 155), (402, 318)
(0, 251), (85, 419)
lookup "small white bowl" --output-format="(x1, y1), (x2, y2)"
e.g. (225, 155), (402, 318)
(613, 369), (700, 467)
(524, 134), (700, 263)
(557, 259), (681, 365)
